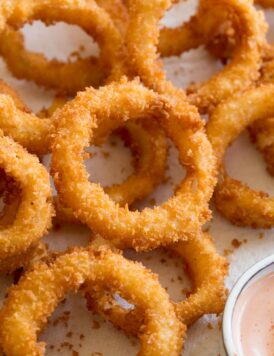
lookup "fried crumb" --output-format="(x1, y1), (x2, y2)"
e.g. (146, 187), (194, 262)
(160, 258), (167, 264)
(203, 225), (211, 233)
(72, 350), (79, 356)
(258, 232), (265, 239)
(181, 288), (191, 297)
(92, 320), (101, 329)
(102, 151), (110, 159)
(218, 319), (222, 330)
(66, 331), (73, 338)
(60, 341), (73, 350)
(207, 322), (214, 330)
(148, 198), (156, 206)
(223, 249), (232, 256)
(231, 238), (242, 249)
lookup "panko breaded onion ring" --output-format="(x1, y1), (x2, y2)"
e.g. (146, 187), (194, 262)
(51, 79), (217, 251)
(207, 84), (274, 228)
(0, 131), (52, 271)
(86, 232), (228, 332)
(0, 247), (184, 356)
(0, 0), (125, 94)
(157, 0), (267, 113)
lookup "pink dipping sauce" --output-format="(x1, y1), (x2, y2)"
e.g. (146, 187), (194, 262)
(233, 272), (274, 356)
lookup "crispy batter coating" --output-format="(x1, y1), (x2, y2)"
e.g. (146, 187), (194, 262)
(207, 84), (274, 228)
(51, 79), (217, 250)
(0, 130), (53, 270)
(157, 0), (267, 113)
(0, 0), (125, 94)
(87, 232), (228, 333)
(0, 247), (184, 356)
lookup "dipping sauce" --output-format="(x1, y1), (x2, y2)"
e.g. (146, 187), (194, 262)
(233, 272), (274, 356)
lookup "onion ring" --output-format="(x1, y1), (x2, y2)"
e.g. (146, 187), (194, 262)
(0, 130), (53, 272)
(156, 0), (267, 113)
(207, 84), (274, 228)
(0, 0), (125, 94)
(0, 247), (184, 356)
(51, 79), (216, 250)
(86, 232), (228, 333)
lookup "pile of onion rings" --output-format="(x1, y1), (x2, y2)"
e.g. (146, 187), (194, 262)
(7, 0), (274, 353)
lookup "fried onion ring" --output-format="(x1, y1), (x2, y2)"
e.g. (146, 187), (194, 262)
(0, 0), (125, 94)
(51, 79), (216, 250)
(157, 0), (267, 113)
(207, 84), (274, 228)
(0, 247), (184, 356)
(0, 131), (53, 271)
(86, 232), (228, 333)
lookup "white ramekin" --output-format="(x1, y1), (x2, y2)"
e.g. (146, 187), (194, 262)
(222, 254), (274, 356)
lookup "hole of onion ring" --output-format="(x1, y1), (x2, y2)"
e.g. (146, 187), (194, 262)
(42, 134), (133, 194)
(22, 21), (99, 62)
(161, 0), (198, 29)
(163, 46), (224, 91)
(39, 293), (138, 355)
(84, 135), (134, 188)
(132, 140), (186, 211)
(225, 131), (274, 196)
(159, 0), (224, 90)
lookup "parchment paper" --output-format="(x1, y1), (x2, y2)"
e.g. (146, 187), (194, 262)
(0, 1), (274, 355)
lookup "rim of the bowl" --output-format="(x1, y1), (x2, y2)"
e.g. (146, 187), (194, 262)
(222, 254), (274, 356)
